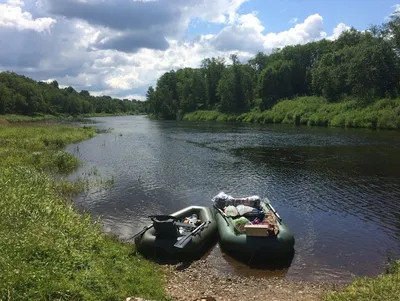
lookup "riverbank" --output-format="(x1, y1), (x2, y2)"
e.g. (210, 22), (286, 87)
(183, 97), (400, 130)
(0, 122), (167, 301)
(0, 113), (140, 124)
(1, 119), (399, 301)
(163, 259), (341, 301)
(161, 258), (400, 301)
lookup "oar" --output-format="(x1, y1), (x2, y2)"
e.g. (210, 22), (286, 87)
(264, 200), (282, 222)
(128, 215), (181, 241)
(127, 224), (153, 241)
(213, 204), (230, 226)
(174, 221), (207, 249)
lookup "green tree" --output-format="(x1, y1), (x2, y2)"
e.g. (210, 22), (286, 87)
(201, 57), (225, 109)
(0, 83), (13, 114)
(257, 60), (294, 108)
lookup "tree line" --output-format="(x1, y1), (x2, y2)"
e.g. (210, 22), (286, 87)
(0, 72), (149, 116)
(147, 13), (400, 119)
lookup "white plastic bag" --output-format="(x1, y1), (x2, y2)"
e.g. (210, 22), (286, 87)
(236, 204), (255, 215)
(225, 205), (239, 217)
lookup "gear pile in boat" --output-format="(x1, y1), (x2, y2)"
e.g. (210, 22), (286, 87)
(132, 195), (294, 260)
(149, 214), (205, 242)
(133, 206), (218, 258)
(212, 192), (279, 237)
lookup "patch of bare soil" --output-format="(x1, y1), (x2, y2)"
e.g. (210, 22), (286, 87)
(162, 260), (345, 301)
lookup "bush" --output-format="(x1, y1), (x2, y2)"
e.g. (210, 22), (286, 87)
(52, 150), (80, 173)
(182, 97), (400, 130)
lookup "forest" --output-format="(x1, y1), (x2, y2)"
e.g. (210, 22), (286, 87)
(146, 13), (400, 128)
(2, 14), (400, 128)
(0, 72), (149, 116)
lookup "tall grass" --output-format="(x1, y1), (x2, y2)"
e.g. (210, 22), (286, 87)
(0, 124), (167, 301)
(1, 114), (61, 123)
(183, 97), (400, 130)
(0, 125), (95, 173)
(0, 113), (129, 124)
(324, 261), (400, 301)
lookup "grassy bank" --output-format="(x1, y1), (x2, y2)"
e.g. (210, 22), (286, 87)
(324, 261), (400, 301)
(0, 114), (98, 125)
(0, 124), (167, 301)
(183, 97), (400, 129)
(0, 112), (143, 124)
(0, 114), (66, 123)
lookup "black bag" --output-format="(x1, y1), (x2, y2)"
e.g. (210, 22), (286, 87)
(149, 215), (180, 237)
(243, 210), (265, 221)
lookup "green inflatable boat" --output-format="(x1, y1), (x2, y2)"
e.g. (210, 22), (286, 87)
(212, 192), (295, 259)
(134, 205), (217, 259)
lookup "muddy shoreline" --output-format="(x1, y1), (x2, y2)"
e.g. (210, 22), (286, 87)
(162, 259), (347, 301)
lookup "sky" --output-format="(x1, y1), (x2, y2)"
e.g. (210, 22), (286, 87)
(0, 0), (399, 100)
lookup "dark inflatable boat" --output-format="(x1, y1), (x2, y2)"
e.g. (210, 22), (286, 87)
(212, 193), (295, 259)
(134, 205), (217, 259)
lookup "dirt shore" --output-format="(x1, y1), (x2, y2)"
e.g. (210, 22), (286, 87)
(162, 259), (345, 301)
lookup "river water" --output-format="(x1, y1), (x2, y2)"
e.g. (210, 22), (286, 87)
(66, 115), (400, 283)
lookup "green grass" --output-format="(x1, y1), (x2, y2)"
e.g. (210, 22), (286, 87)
(182, 110), (238, 122)
(1, 114), (60, 123)
(324, 261), (400, 301)
(0, 124), (168, 301)
(0, 125), (96, 173)
(0, 113), (135, 124)
(0, 114), (94, 125)
(183, 97), (400, 129)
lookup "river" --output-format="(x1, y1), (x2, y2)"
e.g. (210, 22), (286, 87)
(66, 115), (400, 283)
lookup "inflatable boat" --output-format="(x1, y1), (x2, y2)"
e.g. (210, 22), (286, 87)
(212, 192), (295, 259)
(134, 205), (217, 259)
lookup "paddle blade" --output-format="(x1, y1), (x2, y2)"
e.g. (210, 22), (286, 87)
(173, 222), (206, 248)
(174, 235), (193, 249)
(129, 225), (153, 241)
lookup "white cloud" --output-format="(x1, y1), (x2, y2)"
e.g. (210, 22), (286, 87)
(211, 13), (327, 53)
(384, 4), (400, 21)
(263, 14), (326, 49)
(117, 94), (147, 101)
(7, 0), (25, 7)
(72, 14), (329, 97)
(105, 72), (141, 90)
(0, 1), (55, 32)
(44, 0), (249, 53)
(74, 22), (103, 49)
(188, 0), (249, 24)
(0, 0), (361, 100)
(328, 22), (351, 41)
(211, 12), (266, 52)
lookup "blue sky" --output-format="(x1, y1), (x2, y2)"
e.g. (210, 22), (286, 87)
(0, 0), (399, 99)
(186, 0), (399, 38)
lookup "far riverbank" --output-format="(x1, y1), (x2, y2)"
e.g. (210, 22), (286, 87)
(182, 97), (400, 130)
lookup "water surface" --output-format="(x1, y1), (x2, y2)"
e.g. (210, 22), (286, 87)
(66, 116), (400, 283)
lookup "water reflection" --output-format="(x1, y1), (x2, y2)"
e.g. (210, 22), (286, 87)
(66, 116), (400, 283)
(203, 244), (293, 278)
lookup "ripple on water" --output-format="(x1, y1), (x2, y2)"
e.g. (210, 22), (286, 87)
(66, 116), (400, 283)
